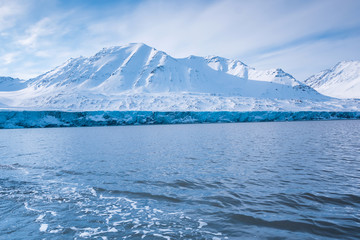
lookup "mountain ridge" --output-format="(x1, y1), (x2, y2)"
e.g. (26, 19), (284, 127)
(0, 43), (359, 111)
(304, 60), (360, 99)
(24, 43), (317, 97)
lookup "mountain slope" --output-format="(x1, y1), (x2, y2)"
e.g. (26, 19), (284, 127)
(304, 61), (360, 99)
(1, 43), (359, 111)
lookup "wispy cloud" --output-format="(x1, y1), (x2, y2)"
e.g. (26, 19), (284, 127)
(0, 0), (27, 31)
(18, 17), (55, 48)
(2, 52), (20, 64)
(0, 0), (359, 80)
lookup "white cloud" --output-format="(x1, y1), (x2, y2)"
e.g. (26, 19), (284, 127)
(0, 0), (27, 31)
(82, 0), (360, 59)
(2, 52), (20, 64)
(17, 17), (59, 48)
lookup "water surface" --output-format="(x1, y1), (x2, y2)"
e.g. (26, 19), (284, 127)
(1, 121), (360, 239)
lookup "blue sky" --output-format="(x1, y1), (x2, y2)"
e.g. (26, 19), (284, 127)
(1, 0), (360, 80)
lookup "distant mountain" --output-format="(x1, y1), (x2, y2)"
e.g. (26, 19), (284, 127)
(304, 61), (360, 99)
(0, 43), (359, 111)
(0, 77), (26, 91)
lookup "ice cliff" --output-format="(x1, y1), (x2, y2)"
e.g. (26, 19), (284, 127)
(0, 110), (359, 129)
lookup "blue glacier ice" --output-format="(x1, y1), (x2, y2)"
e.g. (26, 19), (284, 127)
(0, 111), (359, 129)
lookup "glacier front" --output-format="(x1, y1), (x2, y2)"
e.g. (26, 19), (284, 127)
(1, 111), (359, 129)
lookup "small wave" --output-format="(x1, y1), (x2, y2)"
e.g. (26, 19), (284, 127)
(134, 179), (226, 190)
(226, 212), (359, 238)
(94, 187), (183, 203)
(0, 164), (18, 170)
(202, 195), (243, 208)
(300, 192), (360, 207)
(58, 169), (85, 176)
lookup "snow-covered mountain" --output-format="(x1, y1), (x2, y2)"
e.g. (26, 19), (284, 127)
(0, 77), (27, 91)
(0, 43), (359, 111)
(26, 43), (316, 97)
(304, 61), (360, 99)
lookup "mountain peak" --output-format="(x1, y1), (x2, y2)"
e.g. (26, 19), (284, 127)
(336, 60), (359, 64)
(94, 43), (154, 56)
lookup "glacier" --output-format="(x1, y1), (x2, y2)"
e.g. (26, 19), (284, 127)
(0, 110), (359, 129)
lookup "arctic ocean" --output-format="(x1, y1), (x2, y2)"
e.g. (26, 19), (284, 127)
(1, 120), (359, 239)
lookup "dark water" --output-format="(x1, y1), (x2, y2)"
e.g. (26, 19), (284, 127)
(0, 121), (359, 239)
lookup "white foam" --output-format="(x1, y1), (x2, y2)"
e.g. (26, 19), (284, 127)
(153, 208), (164, 213)
(48, 225), (63, 234)
(36, 214), (45, 222)
(202, 230), (222, 236)
(153, 233), (171, 240)
(107, 227), (118, 233)
(47, 210), (57, 216)
(130, 202), (138, 209)
(79, 232), (92, 237)
(90, 187), (97, 197)
(39, 224), (48, 232)
(26, 188), (227, 239)
(24, 202), (41, 212)
(75, 227), (101, 238)
(198, 219), (208, 229)
(106, 214), (113, 224)
(113, 219), (133, 226)
(108, 208), (122, 214)
(168, 212), (182, 215)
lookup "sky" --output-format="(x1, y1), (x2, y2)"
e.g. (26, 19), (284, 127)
(0, 0), (360, 81)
